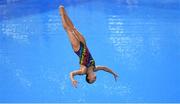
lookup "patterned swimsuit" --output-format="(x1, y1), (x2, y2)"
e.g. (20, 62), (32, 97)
(75, 42), (95, 68)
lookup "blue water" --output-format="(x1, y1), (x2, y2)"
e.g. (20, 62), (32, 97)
(0, 0), (180, 103)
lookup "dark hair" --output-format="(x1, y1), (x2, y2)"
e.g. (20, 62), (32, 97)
(85, 74), (91, 84)
(85, 74), (96, 84)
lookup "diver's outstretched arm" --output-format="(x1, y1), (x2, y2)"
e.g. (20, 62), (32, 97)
(94, 66), (119, 81)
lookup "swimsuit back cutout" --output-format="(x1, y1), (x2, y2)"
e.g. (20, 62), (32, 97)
(75, 42), (95, 68)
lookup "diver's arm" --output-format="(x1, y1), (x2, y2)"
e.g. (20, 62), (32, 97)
(95, 66), (118, 81)
(69, 70), (85, 88)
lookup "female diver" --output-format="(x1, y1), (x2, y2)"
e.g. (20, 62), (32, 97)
(59, 5), (118, 88)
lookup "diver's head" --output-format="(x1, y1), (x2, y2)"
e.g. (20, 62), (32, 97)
(85, 66), (96, 84)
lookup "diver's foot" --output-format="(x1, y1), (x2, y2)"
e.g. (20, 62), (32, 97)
(59, 5), (65, 15)
(59, 5), (64, 9)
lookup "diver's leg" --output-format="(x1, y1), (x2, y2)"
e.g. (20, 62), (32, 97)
(59, 5), (74, 29)
(59, 5), (72, 30)
(59, 6), (80, 51)
(72, 28), (86, 45)
(59, 5), (86, 45)
(66, 31), (80, 52)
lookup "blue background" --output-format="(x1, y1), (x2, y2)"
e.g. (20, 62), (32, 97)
(0, 0), (180, 103)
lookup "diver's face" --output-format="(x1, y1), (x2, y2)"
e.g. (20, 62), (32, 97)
(88, 72), (96, 83)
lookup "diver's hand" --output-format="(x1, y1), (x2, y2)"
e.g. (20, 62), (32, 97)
(113, 73), (119, 81)
(72, 80), (78, 88)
